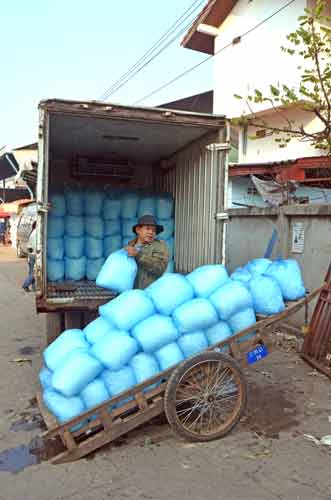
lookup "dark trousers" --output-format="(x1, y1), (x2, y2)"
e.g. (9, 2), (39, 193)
(22, 254), (35, 290)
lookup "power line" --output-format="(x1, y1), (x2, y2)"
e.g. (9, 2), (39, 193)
(101, 17), (200, 101)
(99, 0), (204, 100)
(98, 0), (205, 101)
(133, 0), (297, 106)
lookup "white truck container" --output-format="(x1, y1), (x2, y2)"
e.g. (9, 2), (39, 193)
(35, 99), (229, 342)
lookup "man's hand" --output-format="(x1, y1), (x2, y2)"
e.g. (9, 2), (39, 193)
(126, 245), (138, 257)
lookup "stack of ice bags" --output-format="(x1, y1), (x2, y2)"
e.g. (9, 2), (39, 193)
(40, 258), (305, 425)
(47, 189), (175, 283)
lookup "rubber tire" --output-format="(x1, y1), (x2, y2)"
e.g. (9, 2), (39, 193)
(164, 351), (248, 443)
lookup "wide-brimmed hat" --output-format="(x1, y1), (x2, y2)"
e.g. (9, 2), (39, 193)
(133, 214), (163, 235)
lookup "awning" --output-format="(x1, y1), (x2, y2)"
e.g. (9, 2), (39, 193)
(0, 152), (20, 181)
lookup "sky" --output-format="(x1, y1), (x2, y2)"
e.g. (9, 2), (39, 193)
(0, 0), (213, 148)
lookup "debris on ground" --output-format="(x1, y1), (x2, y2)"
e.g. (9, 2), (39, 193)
(10, 358), (32, 365)
(304, 434), (331, 447)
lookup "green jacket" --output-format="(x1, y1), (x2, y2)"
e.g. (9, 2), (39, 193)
(129, 238), (169, 290)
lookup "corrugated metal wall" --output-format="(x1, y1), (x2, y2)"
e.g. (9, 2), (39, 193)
(157, 131), (226, 273)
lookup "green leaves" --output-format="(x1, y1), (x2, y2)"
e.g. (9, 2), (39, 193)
(270, 85), (280, 97)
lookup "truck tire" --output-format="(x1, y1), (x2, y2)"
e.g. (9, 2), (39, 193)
(46, 312), (63, 345)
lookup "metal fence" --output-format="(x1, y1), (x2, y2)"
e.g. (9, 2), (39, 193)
(157, 132), (226, 273)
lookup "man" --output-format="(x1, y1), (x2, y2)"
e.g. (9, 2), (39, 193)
(0, 220), (5, 245)
(22, 221), (37, 292)
(126, 214), (168, 289)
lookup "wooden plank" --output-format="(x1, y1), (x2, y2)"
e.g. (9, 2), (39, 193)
(279, 322), (303, 337)
(135, 392), (148, 410)
(44, 382), (167, 440)
(100, 408), (112, 433)
(229, 341), (242, 361)
(51, 399), (164, 464)
(36, 390), (58, 430)
(301, 353), (331, 379)
(62, 429), (77, 450)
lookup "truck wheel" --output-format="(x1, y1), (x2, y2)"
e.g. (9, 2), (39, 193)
(46, 312), (63, 345)
(164, 351), (247, 442)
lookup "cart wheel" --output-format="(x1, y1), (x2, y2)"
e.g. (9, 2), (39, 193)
(164, 351), (247, 442)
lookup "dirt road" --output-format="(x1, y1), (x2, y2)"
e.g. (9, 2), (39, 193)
(0, 247), (330, 500)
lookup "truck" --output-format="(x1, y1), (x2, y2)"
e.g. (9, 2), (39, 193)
(34, 98), (229, 343)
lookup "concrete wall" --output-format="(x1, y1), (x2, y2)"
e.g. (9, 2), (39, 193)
(213, 0), (307, 118)
(226, 210), (277, 272)
(226, 204), (331, 325)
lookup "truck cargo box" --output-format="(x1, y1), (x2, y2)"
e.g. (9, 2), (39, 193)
(35, 99), (229, 337)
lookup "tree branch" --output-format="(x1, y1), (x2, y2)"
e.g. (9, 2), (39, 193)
(311, 16), (331, 121)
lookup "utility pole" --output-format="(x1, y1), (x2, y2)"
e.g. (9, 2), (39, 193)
(0, 146), (6, 202)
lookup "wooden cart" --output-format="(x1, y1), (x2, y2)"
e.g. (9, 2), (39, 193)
(37, 288), (322, 464)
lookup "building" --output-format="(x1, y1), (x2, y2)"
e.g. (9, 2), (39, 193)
(0, 142), (37, 200)
(182, 0), (331, 207)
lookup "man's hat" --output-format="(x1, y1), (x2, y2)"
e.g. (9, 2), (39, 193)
(133, 214), (164, 235)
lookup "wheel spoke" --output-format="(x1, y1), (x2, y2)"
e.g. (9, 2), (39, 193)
(175, 396), (201, 405)
(206, 364), (229, 395)
(186, 404), (208, 431)
(180, 405), (200, 426)
(212, 366), (231, 390)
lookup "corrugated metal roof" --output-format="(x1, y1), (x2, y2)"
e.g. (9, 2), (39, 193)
(13, 142), (38, 151)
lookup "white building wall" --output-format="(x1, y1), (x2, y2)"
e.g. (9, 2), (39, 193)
(213, 0), (307, 119)
(240, 108), (324, 163)
(13, 148), (38, 168)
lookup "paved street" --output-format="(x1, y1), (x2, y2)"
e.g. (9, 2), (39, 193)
(0, 246), (330, 500)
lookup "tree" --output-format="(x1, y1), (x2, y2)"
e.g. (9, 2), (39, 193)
(233, 0), (331, 155)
